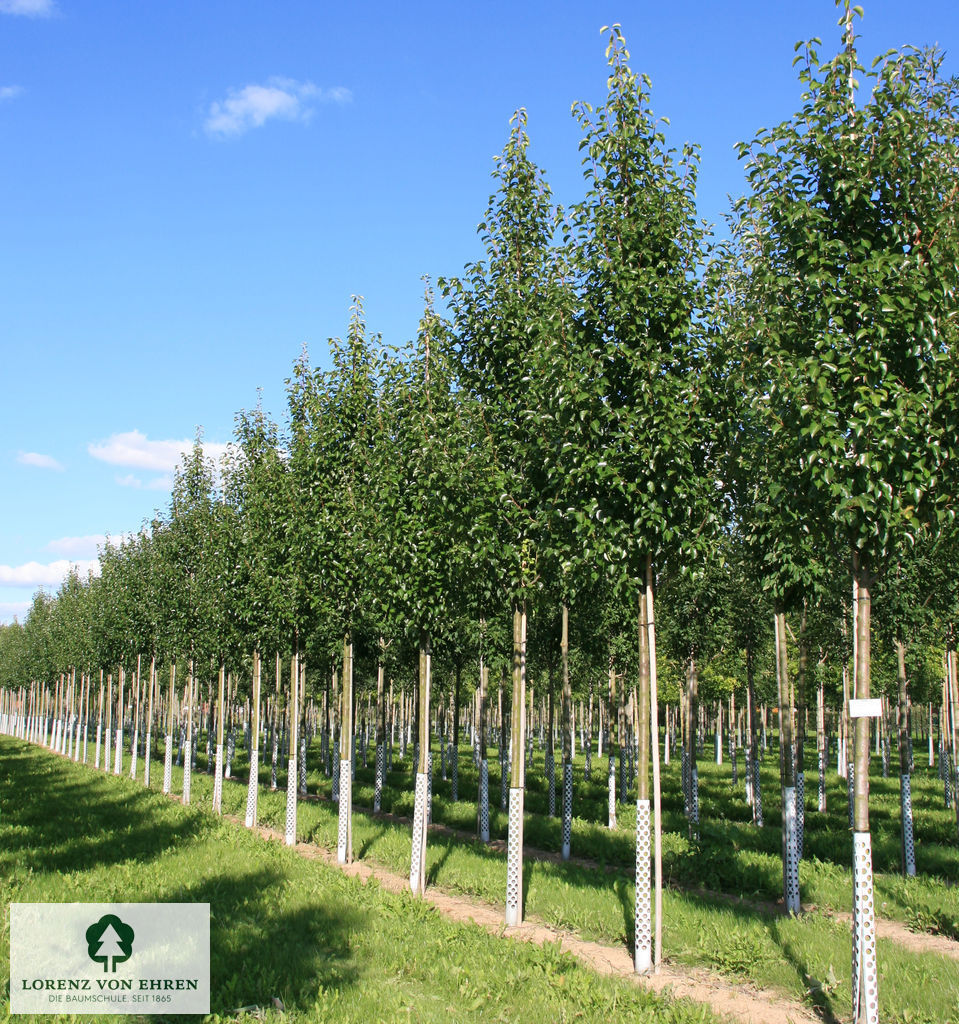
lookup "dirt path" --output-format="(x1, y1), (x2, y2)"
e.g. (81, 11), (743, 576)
(290, 783), (959, 964)
(39, 741), (959, 1021)
(823, 909), (959, 962)
(226, 815), (823, 1024)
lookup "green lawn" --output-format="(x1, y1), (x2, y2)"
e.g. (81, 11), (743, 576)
(10, 729), (959, 1024)
(1, 737), (718, 1024)
(179, 730), (959, 1024)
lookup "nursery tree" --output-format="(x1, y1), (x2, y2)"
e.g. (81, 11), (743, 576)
(381, 291), (475, 894)
(230, 408), (288, 828)
(288, 300), (385, 864)
(443, 109), (567, 925)
(730, 4), (959, 1019)
(564, 25), (717, 971)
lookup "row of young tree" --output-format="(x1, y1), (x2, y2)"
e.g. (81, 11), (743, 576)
(2, 7), (958, 1022)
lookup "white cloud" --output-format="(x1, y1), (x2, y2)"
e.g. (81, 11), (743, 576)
(88, 430), (228, 473)
(115, 473), (173, 492)
(0, 85), (23, 102)
(0, 0), (55, 16)
(45, 533), (133, 558)
(46, 534), (107, 557)
(204, 77), (351, 138)
(17, 451), (64, 471)
(0, 600), (30, 623)
(0, 559), (99, 588)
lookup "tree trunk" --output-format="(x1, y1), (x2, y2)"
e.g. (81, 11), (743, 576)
(245, 651), (261, 828)
(634, 584), (652, 973)
(505, 600), (527, 926)
(410, 631), (431, 893)
(498, 668), (507, 810)
(51, 674), (61, 752)
(451, 663), (461, 802)
(895, 638), (916, 875)
(331, 667), (341, 798)
(851, 551), (878, 1024)
(478, 646), (490, 842)
(686, 657), (699, 833)
(129, 660), (140, 779)
(527, 682), (534, 773)
(928, 701), (934, 770)
(747, 647), (762, 825)
(560, 604), (573, 860)
(729, 690), (737, 784)
(644, 559), (664, 970)
(286, 644), (299, 846)
(212, 660), (224, 813)
(618, 667), (628, 802)
(224, 672), (235, 779)
(103, 672), (113, 775)
(796, 604), (808, 857)
(546, 669), (555, 817)
(948, 637), (959, 837)
(375, 639), (386, 813)
(845, 600), (856, 825)
(299, 657), (308, 795)
(774, 607), (799, 912)
(182, 666), (192, 797)
(338, 635), (354, 864)
(162, 665), (173, 793)
(271, 652), (281, 790)
(817, 678), (827, 812)
(82, 672), (91, 764)
(114, 668), (125, 776)
(607, 658), (617, 829)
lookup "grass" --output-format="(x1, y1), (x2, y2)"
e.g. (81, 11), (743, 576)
(362, 737), (959, 934)
(13, 727), (959, 1024)
(1, 737), (725, 1024)
(165, 729), (959, 1024)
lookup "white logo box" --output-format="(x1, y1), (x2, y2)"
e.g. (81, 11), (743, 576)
(11, 903), (210, 1014)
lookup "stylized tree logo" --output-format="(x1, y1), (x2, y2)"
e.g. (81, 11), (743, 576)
(85, 914), (135, 972)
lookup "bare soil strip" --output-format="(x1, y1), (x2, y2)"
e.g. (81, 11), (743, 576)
(226, 814), (823, 1024)
(292, 783), (959, 964)
(824, 909), (959, 962)
(77, 749), (959, 1021)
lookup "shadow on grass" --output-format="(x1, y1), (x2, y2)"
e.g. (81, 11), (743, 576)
(615, 874), (634, 952)
(358, 821), (389, 860)
(2, 739), (367, 1014)
(0, 746), (209, 875)
(426, 836), (456, 888)
(663, 886), (842, 1024)
(767, 916), (843, 1024)
(179, 866), (364, 1014)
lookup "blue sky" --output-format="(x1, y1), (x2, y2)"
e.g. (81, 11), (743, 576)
(2, 0), (957, 622)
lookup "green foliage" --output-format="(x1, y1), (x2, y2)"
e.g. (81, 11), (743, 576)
(287, 298), (387, 656)
(442, 109), (572, 604)
(0, 620), (27, 690)
(377, 286), (477, 643)
(730, 7), (959, 575)
(232, 401), (296, 654)
(563, 25), (719, 588)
